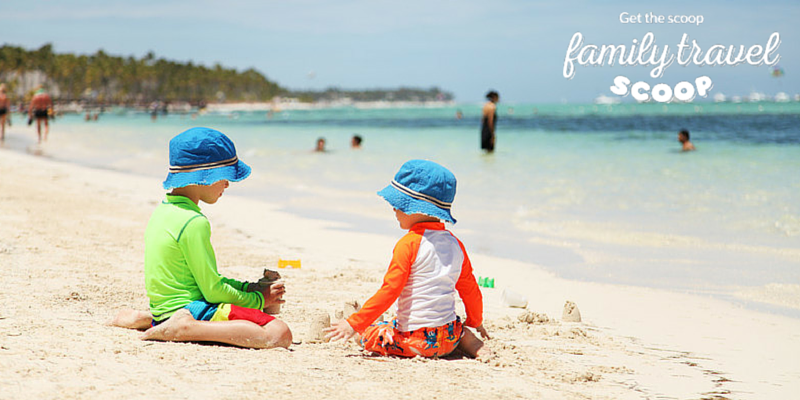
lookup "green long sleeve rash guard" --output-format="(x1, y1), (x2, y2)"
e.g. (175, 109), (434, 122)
(144, 195), (264, 321)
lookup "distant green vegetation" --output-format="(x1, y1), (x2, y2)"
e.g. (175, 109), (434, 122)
(0, 44), (285, 104)
(291, 87), (453, 103)
(0, 44), (453, 105)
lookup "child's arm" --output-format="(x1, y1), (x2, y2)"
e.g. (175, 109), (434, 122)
(454, 239), (484, 329)
(180, 217), (265, 310)
(343, 233), (420, 334)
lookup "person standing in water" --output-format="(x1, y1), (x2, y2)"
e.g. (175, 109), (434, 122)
(351, 134), (363, 149)
(481, 91), (499, 152)
(678, 129), (696, 152)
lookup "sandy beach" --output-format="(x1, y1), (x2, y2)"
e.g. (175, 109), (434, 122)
(1, 146), (798, 400)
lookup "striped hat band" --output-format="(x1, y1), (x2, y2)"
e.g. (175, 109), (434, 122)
(390, 180), (452, 210)
(169, 156), (239, 173)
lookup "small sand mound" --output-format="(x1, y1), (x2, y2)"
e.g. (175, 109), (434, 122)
(518, 311), (551, 325)
(562, 300), (582, 322)
(335, 300), (361, 320)
(306, 313), (331, 343)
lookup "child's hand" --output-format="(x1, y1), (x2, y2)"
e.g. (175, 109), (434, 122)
(476, 324), (491, 340)
(262, 281), (286, 306)
(323, 319), (356, 342)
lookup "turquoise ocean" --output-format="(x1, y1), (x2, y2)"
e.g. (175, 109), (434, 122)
(6, 102), (799, 315)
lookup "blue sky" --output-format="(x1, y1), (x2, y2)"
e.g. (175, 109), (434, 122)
(1, 0), (797, 103)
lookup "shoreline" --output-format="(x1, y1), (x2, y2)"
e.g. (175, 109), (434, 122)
(4, 122), (800, 320)
(1, 147), (799, 399)
(37, 98), (800, 116)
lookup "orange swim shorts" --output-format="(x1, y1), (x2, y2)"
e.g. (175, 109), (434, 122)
(361, 318), (463, 358)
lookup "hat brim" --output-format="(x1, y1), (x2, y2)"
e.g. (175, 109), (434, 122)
(378, 184), (456, 224)
(162, 159), (251, 190)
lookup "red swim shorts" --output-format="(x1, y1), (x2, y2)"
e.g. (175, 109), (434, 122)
(152, 300), (275, 327)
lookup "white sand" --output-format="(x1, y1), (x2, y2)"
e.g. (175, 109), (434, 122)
(1, 147), (798, 399)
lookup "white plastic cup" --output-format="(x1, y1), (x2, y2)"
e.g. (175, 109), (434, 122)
(501, 289), (528, 308)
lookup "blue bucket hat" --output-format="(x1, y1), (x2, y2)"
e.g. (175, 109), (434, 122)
(377, 159), (457, 224)
(162, 127), (251, 190)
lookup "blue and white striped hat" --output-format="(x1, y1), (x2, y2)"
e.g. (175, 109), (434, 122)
(162, 127), (251, 190)
(377, 159), (457, 224)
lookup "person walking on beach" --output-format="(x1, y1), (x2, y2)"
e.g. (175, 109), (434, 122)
(0, 84), (10, 142)
(481, 91), (499, 152)
(111, 127), (292, 349)
(678, 129), (696, 152)
(28, 86), (53, 144)
(324, 159), (491, 359)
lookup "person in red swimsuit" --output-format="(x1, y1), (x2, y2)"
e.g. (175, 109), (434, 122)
(28, 86), (53, 144)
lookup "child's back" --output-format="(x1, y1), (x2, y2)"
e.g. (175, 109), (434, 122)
(387, 224), (476, 331)
(326, 159), (490, 358)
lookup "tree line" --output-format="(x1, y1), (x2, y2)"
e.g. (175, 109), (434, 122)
(0, 44), (453, 106)
(0, 44), (285, 105)
(291, 87), (453, 103)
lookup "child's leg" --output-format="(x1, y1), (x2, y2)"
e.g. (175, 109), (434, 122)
(456, 327), (492, 359)
(110, 309), (153, 330)
(142, 309), (292, 349)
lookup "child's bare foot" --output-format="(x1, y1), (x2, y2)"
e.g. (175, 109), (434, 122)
(109, 309), (152, 330)
(456, 326), (492, 359)
(141, 309), (193, 342)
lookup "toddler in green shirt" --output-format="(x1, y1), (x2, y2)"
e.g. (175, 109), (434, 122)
(112, 127), (291, 349)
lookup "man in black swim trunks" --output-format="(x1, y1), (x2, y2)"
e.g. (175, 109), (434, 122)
(0, 84), (10, 142)
(481, 91), (499, 153)
(28, 86), (53, 144)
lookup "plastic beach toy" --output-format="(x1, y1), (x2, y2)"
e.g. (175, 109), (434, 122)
(501, 288), (528, 308)
(278, 259), (301, 269)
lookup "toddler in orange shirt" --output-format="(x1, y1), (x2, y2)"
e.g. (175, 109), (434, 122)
(324, 160), (490, 358)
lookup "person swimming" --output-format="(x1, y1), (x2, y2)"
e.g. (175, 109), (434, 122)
(678, 129), (696, 152)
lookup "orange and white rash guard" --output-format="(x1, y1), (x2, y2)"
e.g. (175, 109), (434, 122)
(347, 222), (483, 333)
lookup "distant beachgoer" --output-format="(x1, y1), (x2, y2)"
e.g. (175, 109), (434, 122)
(481, 91), (499, 152)
(84, 112), (91, 122)
(149, 101), (159, 121)
(678, 129), (696, 152)
(315, 137), (326, 152)
(456, 109), (463, 120)
(0, 84), (10, 141)
(351, 135), (363, 149)
(28, 86), (53, 144)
